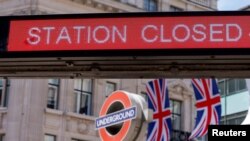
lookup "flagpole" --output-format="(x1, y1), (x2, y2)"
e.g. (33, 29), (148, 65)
(224, 79), (227, 125)
(225, 89), (227, 125)
(242, 79), (250, 124)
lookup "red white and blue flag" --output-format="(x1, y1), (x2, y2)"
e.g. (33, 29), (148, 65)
(146, 79), (172, 141)
(189, 78), (221, 140)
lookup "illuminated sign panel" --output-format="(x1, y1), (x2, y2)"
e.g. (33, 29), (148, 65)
(97, 91), (149, 141)
(7, 15), (250, 52)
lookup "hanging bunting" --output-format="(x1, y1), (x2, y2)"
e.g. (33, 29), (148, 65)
(189, 78), (221, 140)
(146, 79), (172, 141)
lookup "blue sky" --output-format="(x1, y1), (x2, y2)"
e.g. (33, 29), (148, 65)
(218, 0), (250, 10)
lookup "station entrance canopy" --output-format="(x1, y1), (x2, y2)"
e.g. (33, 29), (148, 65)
(1, 11), (250, 78)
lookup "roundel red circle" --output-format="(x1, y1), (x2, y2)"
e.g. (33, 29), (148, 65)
(99, 91), (132, 141)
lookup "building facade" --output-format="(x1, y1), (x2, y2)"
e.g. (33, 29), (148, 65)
(219, 79), (250, 125)
(0, 0), (217, 16)
(0, 0), (220, 141)
(215, 5), (250, 128)
(240, 5), (250, 11)
(0, 79), (197, 141)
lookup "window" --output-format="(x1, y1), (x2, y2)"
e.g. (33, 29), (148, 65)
(218, 79), (247, 96)
(45, 134), (56, 141)
(197, 135), (208, 141)
(47, 79), (60, 109)
(105, 82), (116, 97)
(120, 0), (136, 6)
(0, 80), (4, 107)
(74, 79), (92, 115)
(72, 139), (86, 141)
(0, 134), (5, 141)
(220, 111), (247, 125)
(144, 0), (157, 11)
(140, 91), (148, 102)
(170, 100), (181, 130)
(188, 0), (210, 7)
(170, 5), (183, 12)
(226, 117), (245, 125)
(0, 79), (10, 107)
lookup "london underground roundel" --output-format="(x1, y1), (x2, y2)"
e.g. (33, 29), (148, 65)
(96, 91), (149, 141)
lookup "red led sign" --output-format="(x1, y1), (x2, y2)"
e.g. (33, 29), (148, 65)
(8, 16), (250, 51)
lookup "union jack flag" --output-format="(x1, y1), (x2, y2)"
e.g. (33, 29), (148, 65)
(189, 78), (221, 140)
(146, 79), (172, 141)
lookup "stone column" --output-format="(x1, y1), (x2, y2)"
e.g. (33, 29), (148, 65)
(93, 79), (105, 117)
(63, 79), (74, 113)
(58, 79), (74, 141)
(6, 79), (47, 141)
(182, 94), (192, 131)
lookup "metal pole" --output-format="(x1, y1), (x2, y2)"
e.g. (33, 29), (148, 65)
(224, 79), (227, 125)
